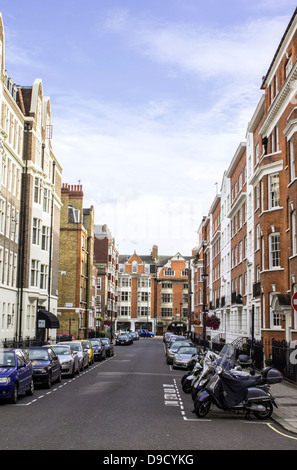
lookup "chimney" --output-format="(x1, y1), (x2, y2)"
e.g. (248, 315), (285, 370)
(151, 245), (158, 261)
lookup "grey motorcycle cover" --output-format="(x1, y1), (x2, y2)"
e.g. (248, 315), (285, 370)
(219, 372), (248, 408)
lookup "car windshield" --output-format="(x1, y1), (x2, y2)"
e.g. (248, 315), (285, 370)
(171, 341), (190, 351)
(100, 339), (109, 344)
(90, 340), (100, 346)
(67, 343), (82, 352)
(0, 351), (16, 367)
(51, 346), (70, 356)
(28, 349), (49, 361)
(119, 335), (127, 339)
(177, 347), (197, 355)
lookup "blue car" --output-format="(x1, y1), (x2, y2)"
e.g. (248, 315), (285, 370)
(0, 349), (34, 404)
(138, 329), (155, 338)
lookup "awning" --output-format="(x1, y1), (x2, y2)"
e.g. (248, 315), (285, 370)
(37, 309), (60, 329)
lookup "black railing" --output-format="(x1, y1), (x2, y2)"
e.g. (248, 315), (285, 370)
(1, 338), (44, 349)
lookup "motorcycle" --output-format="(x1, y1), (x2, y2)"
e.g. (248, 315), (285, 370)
(193, 359), (283, 420)
(181, 350), (205, 390)
(189, 344), (249, 401)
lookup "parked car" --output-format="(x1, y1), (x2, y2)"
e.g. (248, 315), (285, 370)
(59, 341), (89, 371)
(88, 339), (106, 361)
(116, 334), (133, 345)
(166, 340), (193, 364)
(138, 329), (154, 338)
(23, 347), (61, 389)
(0, 349), (34, 404)
(56, 333), (75, 342)
(172, 346), (199, 369)
(163, 332), (174, 343)
(78, 340), (94, 365)
(98, 337), (115, 357)
(129, 332), (139, 341)
(166, 335), (187, 350)
(47, 344), (79, 377)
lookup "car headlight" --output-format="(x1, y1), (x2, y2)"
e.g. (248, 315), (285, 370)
(0, 377), (11, 384)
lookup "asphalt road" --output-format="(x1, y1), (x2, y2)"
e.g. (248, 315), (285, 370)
(1, 336), (297, 454)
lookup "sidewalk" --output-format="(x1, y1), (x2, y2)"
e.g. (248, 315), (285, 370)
(270, 379), (297, 434)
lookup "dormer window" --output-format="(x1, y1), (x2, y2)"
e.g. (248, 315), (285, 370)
(132, 261), (137, 273)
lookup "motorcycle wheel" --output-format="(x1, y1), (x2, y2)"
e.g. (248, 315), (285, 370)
(195, 400), (211, 418)
(191, 387), (199, 401)
(182, 380), (192, 394)
(181, 373), (189, 385)
(253, 401), (273, 420)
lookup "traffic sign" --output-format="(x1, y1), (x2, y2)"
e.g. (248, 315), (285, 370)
(292, 292), (297, 312)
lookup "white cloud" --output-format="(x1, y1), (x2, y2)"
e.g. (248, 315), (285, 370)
(52, 9), (293, 255)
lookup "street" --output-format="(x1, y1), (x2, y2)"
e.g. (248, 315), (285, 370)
(1, 337), (297, 454)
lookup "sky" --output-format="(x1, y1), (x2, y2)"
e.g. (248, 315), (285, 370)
(1, 0), (297, 257)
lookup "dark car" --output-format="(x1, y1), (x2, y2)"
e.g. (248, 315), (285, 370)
(116, 334), (133, 345)
(98, 337), (114, 357)
(23, 347), (62, 388)
(0, 349), (34, 404)
(89, 338), (106, 361)
(56, 333), (75, 342)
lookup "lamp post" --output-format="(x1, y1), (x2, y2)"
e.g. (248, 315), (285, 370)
(202, 271), (208, 349)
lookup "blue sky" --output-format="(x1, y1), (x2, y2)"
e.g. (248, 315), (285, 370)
(1, 0), (297, 256)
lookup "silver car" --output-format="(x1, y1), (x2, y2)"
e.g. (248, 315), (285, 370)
(57, 341), (89, 371)
(50, 344), (79, 377)
(166, 340), (192, 364)
(172, 346), (199, 369)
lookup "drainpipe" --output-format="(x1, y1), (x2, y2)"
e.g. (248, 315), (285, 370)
(47, 160), (56, 312)
(17, 121), (32, 341)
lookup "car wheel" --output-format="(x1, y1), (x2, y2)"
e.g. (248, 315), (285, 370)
(26, 379), (34, 396)
(46, 374), (52, 389)
(9, 384), (18, 404)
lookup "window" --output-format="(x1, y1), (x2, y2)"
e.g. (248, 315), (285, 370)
(269, 233), (281, 268)
(40, 264), (48, 290)
(120, 292), (129, 301)
(164, 267), (175, 276)
(41, 226), (50, 251)
(132, 261), (137, 273)
(32, 218), (41, 245)
(161, 293), (173, 303)
(138, 306), (149, 316)
(34, 177), (42, 204)
(289, 138), (295, 182)
(269, 173), (280, 208)
(256, 224), (260, 250)
(30, 259), (39, 287)
(161, 308), (172, 317)
(68, 205), (80, 223)
(285, 55), (292, 78)
(120, 306), (130, 316)
(292, 211), (297, 256)
(140, 292), (149, 302)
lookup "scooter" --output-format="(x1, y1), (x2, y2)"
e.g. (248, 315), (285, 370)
(190, 344), (247, 401)
(182, 349), (218, 394)
(193, 361), (283, 420)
